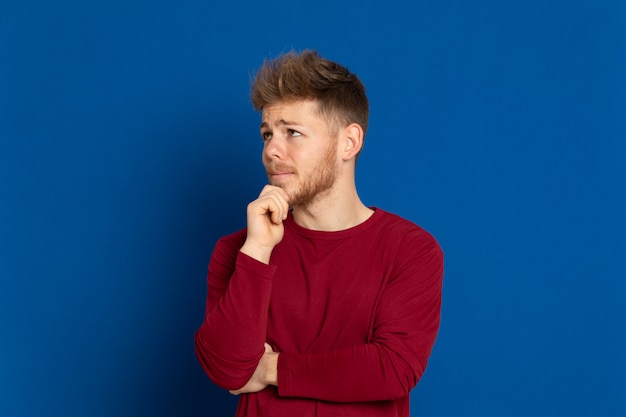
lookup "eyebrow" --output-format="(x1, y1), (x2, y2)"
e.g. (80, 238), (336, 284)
(260, 119), (300, 129)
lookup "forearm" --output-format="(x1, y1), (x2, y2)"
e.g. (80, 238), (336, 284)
(276, 337), (435, 403)
(195, 251), (276, 389)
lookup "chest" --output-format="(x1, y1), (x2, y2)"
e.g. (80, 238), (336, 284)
(266, 236), (392, 351)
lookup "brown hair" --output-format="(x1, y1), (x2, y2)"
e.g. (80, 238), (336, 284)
(250, 50), (369, 137)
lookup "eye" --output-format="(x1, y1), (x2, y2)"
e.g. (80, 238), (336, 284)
(261, 131), (272, 141)
(287, 129), (302, 137)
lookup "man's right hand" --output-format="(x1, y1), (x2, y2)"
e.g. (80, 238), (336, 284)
(240, 185), (290, 264)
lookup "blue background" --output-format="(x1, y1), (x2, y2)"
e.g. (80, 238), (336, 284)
(1, 1), (624, 416)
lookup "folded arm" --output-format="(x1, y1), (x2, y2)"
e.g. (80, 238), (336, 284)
(194, 246), (276, 390)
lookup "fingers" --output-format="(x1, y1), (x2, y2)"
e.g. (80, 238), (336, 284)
(259, 185), (289, 206)
(242, 186), (290, 261)
(257, 186), (290, 224)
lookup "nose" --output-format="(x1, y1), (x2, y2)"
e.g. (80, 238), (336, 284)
(263, 136), (285, 161)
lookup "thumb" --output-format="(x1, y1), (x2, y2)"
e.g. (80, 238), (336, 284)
(264, 343), (274, 353)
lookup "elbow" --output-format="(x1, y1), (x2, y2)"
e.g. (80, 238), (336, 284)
(384, 362), (426, 400)
(387, 370), (419, 400)
(378, 344), (430, 400)
(194, 327), (259, 390)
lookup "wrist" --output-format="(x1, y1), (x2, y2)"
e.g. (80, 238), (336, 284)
(240, 240), (273, 264)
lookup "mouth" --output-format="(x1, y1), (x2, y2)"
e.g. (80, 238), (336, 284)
(268, 171), (294, 182)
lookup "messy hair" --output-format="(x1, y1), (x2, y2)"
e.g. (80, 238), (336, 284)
(250, 50), (369, 137)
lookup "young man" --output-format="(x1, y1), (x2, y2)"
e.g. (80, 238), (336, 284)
(195, 50), (444, 417)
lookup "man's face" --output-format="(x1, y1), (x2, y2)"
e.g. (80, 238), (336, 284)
(260, 100), (339, 207)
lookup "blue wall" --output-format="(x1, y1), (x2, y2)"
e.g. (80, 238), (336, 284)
(1, 1), (624, 416)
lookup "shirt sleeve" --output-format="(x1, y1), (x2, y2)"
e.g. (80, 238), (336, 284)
(276, 232), (444, 402)
(194, 234), (277, 390)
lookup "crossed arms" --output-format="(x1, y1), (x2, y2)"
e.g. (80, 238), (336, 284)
(194, 186), (443, 402)
(194, 233), (443, 402)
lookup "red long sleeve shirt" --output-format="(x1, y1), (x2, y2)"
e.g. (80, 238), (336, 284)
(195, 208), (444, 417)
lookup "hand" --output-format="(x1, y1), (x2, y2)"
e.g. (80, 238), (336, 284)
(240, 185), (290, 263)
(229, 343), (279, 395)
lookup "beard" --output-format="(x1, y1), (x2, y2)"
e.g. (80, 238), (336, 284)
(266, 143), (338, 208)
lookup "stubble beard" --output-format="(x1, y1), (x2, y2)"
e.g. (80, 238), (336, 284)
(267, 144), (338, 208)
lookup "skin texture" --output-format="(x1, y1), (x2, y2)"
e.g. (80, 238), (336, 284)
(261, 100), (339, 208)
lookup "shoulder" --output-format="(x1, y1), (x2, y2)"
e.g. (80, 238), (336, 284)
(374, 210), (444, 285)
(210, 228), (247, 266)
(375, 209), (441, 253)
(216, 228), (247, 249)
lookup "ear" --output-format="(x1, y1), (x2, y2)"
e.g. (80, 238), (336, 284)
(340, 123), (364, 161)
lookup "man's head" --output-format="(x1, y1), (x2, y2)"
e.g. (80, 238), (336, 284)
(250, 50), (369, 142)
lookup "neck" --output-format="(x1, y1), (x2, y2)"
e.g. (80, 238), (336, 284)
(291, 186), (373, 231)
